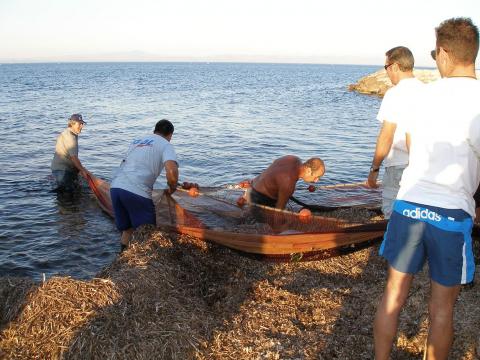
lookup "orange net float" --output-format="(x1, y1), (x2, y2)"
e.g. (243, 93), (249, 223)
(298, 208), (312, 223)
(236, 196), (246, 208)
(238, 180), (252, 189)
(308, 185), (316, 192)
(188, 187), (199, 197)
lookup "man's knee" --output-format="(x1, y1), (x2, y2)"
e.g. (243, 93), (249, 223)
(383, 267), (414, 311)
(428, 281), (460, 324)
(428, 298), (455, 324)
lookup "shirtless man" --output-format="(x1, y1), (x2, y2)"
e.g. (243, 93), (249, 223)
(247, 156), (325, 209)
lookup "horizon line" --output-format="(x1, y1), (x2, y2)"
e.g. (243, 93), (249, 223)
(0, 59), (442, 70)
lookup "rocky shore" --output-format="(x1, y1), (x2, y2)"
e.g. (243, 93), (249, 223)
(0, 226), (479, 359)
(348, 68), (480, 97)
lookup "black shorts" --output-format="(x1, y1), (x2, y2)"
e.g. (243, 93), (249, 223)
(249, 187), (277, 208)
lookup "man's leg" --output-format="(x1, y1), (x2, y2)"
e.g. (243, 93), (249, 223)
(52, 170), (78, 192)
(424, 280), (461, 360)
(374, 266), (414, 360)
(120, 229), (134, 252)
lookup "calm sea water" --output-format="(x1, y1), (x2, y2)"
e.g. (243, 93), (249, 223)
(0, 62), (382, 280)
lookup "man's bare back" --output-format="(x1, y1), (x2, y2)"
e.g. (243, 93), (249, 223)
(249, 155), (324, 209)
(251, 155), (302, 208)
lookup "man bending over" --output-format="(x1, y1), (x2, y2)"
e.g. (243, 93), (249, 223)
(110, 119), (179, 252)
(247, 156), (325, 209)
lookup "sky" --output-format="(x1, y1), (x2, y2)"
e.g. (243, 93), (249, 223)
(0, 0), (479, 67)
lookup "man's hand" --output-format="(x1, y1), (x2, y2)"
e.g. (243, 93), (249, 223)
(366, 169), (379, 188)
(165, 184), (177, 195)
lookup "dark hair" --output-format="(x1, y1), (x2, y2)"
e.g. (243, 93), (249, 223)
(436, 17), (479, 64)
(385, 46), (414, 71)
(154, 119), (174, 136)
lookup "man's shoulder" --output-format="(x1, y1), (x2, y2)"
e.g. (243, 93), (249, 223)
(61, 128), (73, 136)
(60, 128), (77, 141)
(153, 136), (175, 150)
(391, 78), (424, 95)
(279, 155), (301, 163)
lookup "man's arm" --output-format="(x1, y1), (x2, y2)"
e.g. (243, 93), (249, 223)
(164, 160), (179, 194)
(366, 121), (397, 188)
(275, 177), (296, 210)
(70, 155), (90, 179)
(405, 132), (411, 153)
(275, 192), (291, 210)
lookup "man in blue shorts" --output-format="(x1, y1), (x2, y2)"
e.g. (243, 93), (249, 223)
(374, 18), (480, 359)
(110, 119), (179, 252)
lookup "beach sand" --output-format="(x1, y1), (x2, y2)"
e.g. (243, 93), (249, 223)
(0, 226), (478, 359)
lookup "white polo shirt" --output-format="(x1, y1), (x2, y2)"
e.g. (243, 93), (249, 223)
(397, 77), (480, 217)
(111, 134), (177, 199)
(376, 77), (424, 167)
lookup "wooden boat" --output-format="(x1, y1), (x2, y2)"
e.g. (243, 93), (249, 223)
(87, 174), (387, 261)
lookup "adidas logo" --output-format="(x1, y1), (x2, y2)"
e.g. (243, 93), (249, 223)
(402, 208), (442, 222)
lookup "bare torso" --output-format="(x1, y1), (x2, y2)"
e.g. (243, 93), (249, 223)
(251, 155), (302, 209)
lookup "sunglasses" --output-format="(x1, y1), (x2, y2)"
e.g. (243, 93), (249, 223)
(430, 49), (437, 60)
(384, 63), (394, 70)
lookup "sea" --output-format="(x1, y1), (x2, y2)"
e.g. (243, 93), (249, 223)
(0, 62), (383, 281)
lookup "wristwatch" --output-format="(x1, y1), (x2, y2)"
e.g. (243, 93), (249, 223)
(370, 166), (380, 173)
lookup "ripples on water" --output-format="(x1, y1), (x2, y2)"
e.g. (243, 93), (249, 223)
(0, 62), (382, 280)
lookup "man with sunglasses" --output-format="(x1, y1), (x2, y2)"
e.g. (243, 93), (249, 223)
(374, 18), (479, 360)
(366, 46), (423, 219)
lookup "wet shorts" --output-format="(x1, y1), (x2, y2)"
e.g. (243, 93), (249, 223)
(110, 188), (156, 231)
(248, 187), (277, 208)
(380, 200), (475, 286)
(52, 169), (79, 192)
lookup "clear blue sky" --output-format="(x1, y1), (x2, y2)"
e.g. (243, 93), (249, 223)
(1, 0), (479, 66)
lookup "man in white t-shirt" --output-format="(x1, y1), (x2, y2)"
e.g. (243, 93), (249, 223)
(110, 119), (179, 252)
(366, 46), (424, 218)
(374, 18), (479, 360)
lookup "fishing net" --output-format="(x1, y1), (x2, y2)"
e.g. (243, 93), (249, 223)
(153, 183), (385, 236)
(87, 175), (388, 260)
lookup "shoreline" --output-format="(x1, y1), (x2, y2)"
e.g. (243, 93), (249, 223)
(1, 226), (478, 358)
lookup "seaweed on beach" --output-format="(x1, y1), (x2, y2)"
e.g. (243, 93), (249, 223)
(0, 226), (478, 359)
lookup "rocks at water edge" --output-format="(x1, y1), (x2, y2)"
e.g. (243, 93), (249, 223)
(349, 68), (480, 97)
(348, 68), (441, 97)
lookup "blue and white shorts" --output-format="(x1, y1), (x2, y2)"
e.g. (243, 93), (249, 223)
(110, 188), (156, 231)
(380, 200), (475, 286)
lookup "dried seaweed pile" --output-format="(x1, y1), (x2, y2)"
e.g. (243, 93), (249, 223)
(0, 227), (479, 359)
